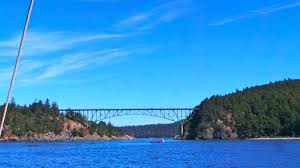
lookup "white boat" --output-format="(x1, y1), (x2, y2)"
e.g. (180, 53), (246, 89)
(150, 138), (165, 143)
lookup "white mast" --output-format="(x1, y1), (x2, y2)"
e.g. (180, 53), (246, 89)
(0, 0), (35, 138)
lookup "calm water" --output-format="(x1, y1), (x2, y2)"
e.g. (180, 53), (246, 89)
(0, 139), (300, 168)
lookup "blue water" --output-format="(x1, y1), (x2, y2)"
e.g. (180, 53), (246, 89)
(0, 139), (300, 168)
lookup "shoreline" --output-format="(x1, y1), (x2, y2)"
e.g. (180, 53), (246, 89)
(0, 134), (134, 142)
(0, 138), (134, 142)
(249, 137), (300, 140)
(2, 137), (300, 142)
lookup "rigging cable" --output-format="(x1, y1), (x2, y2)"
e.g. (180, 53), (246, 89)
(0, 0), (35, 138)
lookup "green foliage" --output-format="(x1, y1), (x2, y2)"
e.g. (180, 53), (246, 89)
(120, 122), (181, 138)
(93, 121), (125, 137)
(65, 111), (125, 137)
(185, 79), (300, 139)
(0, 100), (125, 138)
(71, 128), (84, 137)
(88, 122), (98, 135)
(0, 99), (64, 136)
(65, 111), (88, 127)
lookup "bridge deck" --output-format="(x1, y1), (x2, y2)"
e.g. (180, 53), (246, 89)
(60, 108), (193, 111)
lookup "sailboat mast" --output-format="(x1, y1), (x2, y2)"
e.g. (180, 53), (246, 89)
(0, 0), (35, 138)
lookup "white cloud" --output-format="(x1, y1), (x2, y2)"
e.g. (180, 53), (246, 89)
(4, 47), (151, 87)
(0, 67), (13, 82)
(0, 59), (49, 84)
(0, 30), (134, 86)
(117, 13), (151, 28)
(0, 30), (129, 57)
(0, 49), (123, 85)
(209, 1), (300, 26)
(114, 0), (189, 30)
(138, 9), (184, 30)
(0, 7), (159, 87)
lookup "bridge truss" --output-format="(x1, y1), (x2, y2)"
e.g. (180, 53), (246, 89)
(59, 108), (193, 123)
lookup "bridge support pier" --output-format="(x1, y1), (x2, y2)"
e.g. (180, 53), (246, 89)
(180, 121), (184, 139)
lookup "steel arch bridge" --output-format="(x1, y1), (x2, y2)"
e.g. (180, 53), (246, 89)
(59, 108), (193, 123)
(59, 108), (194, 137)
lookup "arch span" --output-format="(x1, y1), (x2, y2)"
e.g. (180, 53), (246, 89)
(59, 108), (193, 123)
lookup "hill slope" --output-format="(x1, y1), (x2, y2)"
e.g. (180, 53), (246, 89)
(0, 100), (131, 141)
(183, 79), (300, 139)
(119, 122), (180, 138)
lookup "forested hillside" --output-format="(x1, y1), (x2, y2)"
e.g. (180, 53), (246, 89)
(0, 99), (127, 140)
(120, 122), (180, 138)
(184, 79), (300, 139)
(0, 99), (64, 136)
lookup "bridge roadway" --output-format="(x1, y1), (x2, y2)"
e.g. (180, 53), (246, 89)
(59, 108), (194, 136)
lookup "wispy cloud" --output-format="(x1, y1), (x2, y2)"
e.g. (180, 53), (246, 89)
(0, 67), (13, 82)
(117, 13), (151, 28)
(35, 48), (131, 81)
(209, 1), (300, 26)
(0, 59), (49, 83)
(0, 30), (129, 57)
(114, 0), (189, 30)
(0, 47), (152, 86)
(0, 28), (152, 86)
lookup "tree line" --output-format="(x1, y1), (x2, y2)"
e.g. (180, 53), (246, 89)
(120, 122), (181, 138)
(0, 99), (124, 137)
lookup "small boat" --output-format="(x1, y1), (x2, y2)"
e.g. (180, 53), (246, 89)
(150, 138), (165, 143)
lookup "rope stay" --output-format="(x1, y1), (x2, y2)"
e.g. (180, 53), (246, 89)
(0, 0), (35, 138)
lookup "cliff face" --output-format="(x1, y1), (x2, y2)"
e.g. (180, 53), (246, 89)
(189, 114), (238, 139)
(183, 80), (300, 140)
(183, 109), (238, 140)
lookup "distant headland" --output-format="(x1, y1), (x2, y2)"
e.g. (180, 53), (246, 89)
(183, 79), (300, 140)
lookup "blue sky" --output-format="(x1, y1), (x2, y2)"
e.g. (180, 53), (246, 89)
(0, 0), (299, 126)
